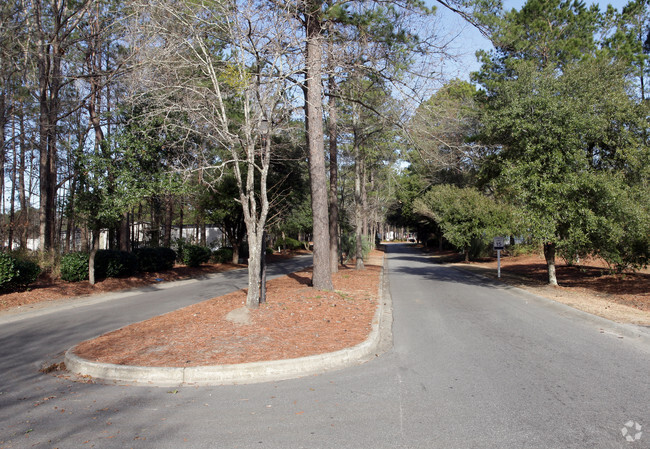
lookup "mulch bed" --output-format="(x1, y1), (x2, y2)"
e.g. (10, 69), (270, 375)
(72, 262), (381, 367)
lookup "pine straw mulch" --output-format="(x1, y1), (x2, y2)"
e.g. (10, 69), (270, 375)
(71, 256), (382, 367)
(0, 252), (303, 313)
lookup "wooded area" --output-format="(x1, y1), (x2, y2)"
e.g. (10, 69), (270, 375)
(0, 0), (648, 300)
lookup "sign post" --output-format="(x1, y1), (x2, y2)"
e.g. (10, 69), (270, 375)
(493, 236), (505, 278)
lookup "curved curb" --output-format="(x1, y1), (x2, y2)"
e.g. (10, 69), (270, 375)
(65, 263), (392, 387)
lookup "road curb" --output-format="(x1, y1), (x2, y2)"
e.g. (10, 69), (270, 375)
(448, 263), (650, 348)
(65, 259), (392, 386)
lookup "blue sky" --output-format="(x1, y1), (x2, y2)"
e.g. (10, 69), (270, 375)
(433, 0), (637, 81)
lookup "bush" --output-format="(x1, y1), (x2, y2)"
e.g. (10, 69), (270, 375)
(0, 253), (42, 291)
(60, 252), (89, 282)
(276, 237), (303, 251)
(12, 258), (41, 289)
(340, 234), (373, 262)
(94, 250), (138, 279)
(510, 243), (539, 257)
(469, 238), (493, 260)
(0, 252), (17, 289)
(266, 247), (274, 255)
(135, 247), (177, 272)
(212, 247), (234, 264)
(183, 245), (212, 267)
(172, 237), (189, 263)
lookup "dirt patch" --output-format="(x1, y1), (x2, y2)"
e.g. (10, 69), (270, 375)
(426, 249), (650, 326)
(72, 254), (382, 367)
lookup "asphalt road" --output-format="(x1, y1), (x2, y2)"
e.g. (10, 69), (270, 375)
(1, 244), (648, 448)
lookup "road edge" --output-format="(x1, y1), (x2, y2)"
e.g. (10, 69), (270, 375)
(448, 263), (650, 348)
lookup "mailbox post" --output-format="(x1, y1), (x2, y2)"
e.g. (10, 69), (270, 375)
(493, 236), (505, 278)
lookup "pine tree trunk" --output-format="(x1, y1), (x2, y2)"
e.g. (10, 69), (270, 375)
(327, 34), (339, 274)
(119, 212), (129, 252)
(18, 112), (28, 250)
(354, 135), (364, 270)
(305, 11), (333, 290)
(163, 196), (173, 247)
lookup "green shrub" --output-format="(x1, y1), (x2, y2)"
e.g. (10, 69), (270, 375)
(183, 245), (212, 267)
(212, 247), (234, 264)
(0, 253), (42, 291)
(0, 253), (17, 288)
(172, 237), (189, 263)
(135, 247), (177, 272)
(94, 250), (138, 279)
(12, 258), (41, 289)
(60, 252), (89, 282)
(469, 238), (493, 260)
(340, 234), (373, 262)
(266, 247), (274, 255)
(276, 237), (303, 251)
(510, 243), (539, 257)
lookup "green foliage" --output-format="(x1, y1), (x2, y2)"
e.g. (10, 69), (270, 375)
(12, 258), (42, 290)
(473, 0), (650, 278)
(183, 245), (212, 267)
(94, 250), (138, 279)
(408, 79), (480, 186)
(0, 253), (17, 288)
(414, 185), (516, 260)
(200, 176), (246, 260)
(510, 243), (539, 257)
(212, 247), (233, 264)
(172, 238), (189, 263)
(276, 237), (304, 251)
(265, 247), (274, 255)
(135, 247), (177, 272)
(0, 253), (42, 291)
(61, 252), (89, 282)
(340, 234), (373, 262)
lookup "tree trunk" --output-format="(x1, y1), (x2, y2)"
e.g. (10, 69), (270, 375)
(327, 32), (339, 274)
(354, 134), (364, 270)
(179, 203), (184, 241)
(8, 117), (16, 250)
(18, 112), (28, 250)
(305, 11), (333, 290)
(246, 231), (261, 309)
(119, 212), (130, 252)
(232, 242), (240, 264)
(89, 228), (101, 285)
(543, 242), (558, 286)
(163, 196), (173, 247)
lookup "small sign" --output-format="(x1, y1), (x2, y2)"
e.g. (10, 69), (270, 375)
(493, 236), (505, 250)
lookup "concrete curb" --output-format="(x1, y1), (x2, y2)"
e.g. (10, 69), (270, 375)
(65, 260), (392, 386)
(447, 263), (650, 348)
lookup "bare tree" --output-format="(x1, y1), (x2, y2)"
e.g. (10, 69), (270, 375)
(127, 0), (303, 307)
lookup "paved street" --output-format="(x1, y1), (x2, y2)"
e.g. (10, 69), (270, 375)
(1, 244), (648, 448)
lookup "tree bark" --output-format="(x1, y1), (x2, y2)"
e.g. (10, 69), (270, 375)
(327, 31), (339, 274)
(119, 212), (130, 252)
(354, 133), (364, 270)
(305, 8), (333, 290)
(163, 196), (173, 247)
(89, 228), (100, 285)
(543, 242), (558, 286)
(18, 112), (28, 250)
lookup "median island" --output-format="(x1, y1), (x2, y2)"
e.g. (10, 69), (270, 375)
(71, 252), (383, 368)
